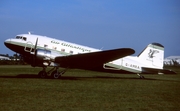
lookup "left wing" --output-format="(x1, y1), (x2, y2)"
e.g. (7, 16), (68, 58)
(55, 48), (135, 69)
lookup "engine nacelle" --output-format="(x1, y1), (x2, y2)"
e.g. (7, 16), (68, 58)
(33, 49), (63, 67)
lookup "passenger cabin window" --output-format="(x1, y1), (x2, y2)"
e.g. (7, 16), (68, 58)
(15, 36), (27, 41)
(61, 49), (65, 52)
(70, 51), (73, 54)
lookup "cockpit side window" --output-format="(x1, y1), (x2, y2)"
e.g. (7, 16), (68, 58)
(23, 37), (27, 41)
(15, 36), (27, 41)
(16, 36), (21, 39)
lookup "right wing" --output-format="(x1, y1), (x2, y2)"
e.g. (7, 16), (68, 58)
(55, 48), (135, 69)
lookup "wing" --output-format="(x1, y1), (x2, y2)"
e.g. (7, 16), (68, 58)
(55, 48), (135, 69)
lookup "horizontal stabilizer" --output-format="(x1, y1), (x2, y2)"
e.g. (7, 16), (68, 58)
(55, 48), (135, 69)
(142, 67), (177, 74)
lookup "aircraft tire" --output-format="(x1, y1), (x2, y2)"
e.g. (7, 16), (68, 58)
(51, 70), (60, 79)
(38, 71), (47, 78)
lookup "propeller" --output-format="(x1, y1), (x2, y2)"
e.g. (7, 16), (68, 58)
(32, 38), (38, 67)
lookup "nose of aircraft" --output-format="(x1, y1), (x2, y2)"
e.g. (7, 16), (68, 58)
(4, 39), (11, 48)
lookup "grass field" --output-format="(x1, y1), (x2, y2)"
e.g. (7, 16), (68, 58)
(0, 65), (180, 111)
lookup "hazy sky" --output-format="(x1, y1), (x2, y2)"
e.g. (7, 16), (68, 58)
(0, 0), (180, 57)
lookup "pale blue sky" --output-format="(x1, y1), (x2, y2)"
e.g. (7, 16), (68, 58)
(0, 0), (180, 57)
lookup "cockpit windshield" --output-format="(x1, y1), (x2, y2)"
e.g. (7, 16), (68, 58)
(16, 36), (27, 41)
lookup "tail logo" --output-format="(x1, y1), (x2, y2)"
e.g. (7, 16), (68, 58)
(148, 49), (159, 58)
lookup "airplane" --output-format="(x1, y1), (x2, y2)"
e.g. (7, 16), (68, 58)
(4, 33), (175, 79)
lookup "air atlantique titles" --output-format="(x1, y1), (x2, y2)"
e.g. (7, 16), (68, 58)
(51, 40), (91, 52)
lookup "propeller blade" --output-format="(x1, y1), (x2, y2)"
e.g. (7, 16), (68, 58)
(32, 38), (38, 67)
(34, 38), (38, 51)
(31, 38), (38, 55)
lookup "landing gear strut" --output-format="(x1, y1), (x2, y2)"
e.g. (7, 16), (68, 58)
(137, 73), (145, 79)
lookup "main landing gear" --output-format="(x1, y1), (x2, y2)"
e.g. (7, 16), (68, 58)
(137, 73), (145, 79)
(38, 67), (67, 79)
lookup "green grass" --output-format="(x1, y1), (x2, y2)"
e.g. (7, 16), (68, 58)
(0, 65), (180, 111)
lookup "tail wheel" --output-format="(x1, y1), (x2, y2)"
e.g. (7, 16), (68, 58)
(38, 71), (47, 78)
(51, 70), (61, 79)
(140, 76), (145, 79)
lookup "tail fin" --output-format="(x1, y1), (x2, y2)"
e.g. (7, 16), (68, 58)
(138, 43), (164, 69)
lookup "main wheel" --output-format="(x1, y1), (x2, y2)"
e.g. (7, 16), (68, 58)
(51, 70), (60, 79)
(38, 71), (47, 78)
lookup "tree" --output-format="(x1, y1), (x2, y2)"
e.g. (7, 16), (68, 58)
(172, 59), (180, 66)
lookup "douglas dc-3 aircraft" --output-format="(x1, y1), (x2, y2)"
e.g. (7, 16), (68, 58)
(4, 33), (175, 79)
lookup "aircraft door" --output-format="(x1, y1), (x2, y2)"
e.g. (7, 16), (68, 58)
(24, 41), (33, 52)
(119, 58), (123, 69)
